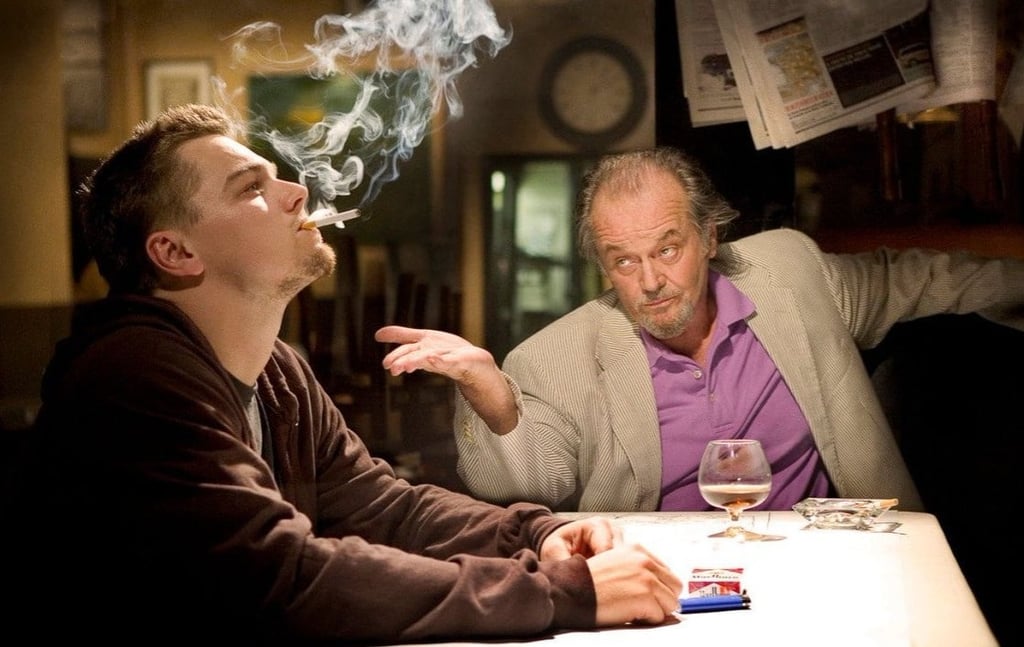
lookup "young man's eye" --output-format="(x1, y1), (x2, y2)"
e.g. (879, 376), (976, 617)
(246, 182), (264, 195)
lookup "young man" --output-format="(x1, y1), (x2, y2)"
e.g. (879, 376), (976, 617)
(2, 105), (680, 642)
(376, 146), (1024, 512)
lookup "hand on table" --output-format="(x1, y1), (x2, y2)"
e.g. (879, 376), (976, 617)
(540, 518), (623, 560)
(542, 518), (682, 626)
(588, 543), (682, 625)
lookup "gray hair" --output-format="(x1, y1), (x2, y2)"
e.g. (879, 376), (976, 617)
(575, 146), (739, 264)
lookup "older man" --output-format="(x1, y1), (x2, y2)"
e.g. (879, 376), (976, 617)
(377, 146), (1024, 512)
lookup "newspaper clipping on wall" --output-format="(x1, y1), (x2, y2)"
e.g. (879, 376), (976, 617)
(675, 0), (998, 149)
(895, 0), (997, 114)
(676, 0), (747, 127)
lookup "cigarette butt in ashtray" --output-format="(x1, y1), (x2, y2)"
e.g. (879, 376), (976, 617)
(301, 208), (361, 230)
(878, 498), (899, 510)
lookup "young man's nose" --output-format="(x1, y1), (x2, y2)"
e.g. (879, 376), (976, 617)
(280, 179), (308, 214)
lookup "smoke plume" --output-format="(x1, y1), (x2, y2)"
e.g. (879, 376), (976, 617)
(224, 0), (510, 218)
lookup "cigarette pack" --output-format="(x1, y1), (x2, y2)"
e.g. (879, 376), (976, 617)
(688, 567), (743, 596)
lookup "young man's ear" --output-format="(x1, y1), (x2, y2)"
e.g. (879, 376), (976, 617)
(147, 230), (203, 279)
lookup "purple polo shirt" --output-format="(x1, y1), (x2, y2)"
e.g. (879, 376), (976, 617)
(646, 271), (831, 511)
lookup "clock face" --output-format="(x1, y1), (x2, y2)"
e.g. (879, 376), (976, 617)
(540, 37), (647, 149)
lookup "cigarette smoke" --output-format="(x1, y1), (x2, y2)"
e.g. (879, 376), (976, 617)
(224, 0), (510, 216)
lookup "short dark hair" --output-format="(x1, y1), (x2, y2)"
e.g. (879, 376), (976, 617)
(79, 104), (243, 294)
(575, 146), (739, 264)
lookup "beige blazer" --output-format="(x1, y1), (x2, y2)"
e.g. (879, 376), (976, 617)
(455, 229), (1024, 512)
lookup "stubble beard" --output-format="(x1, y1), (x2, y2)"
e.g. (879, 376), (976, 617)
(638, 297), (695, 340)
(279, 243), (337, 298)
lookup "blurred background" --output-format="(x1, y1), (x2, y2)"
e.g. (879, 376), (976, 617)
(1, 0), (1021, 515)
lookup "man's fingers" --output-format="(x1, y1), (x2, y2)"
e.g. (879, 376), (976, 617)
(374, 325), (422, 343)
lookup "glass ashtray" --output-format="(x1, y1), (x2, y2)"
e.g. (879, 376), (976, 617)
(792, 497), (899, 530)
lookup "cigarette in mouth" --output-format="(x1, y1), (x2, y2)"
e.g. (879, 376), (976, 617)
(301, 208), (361, 230)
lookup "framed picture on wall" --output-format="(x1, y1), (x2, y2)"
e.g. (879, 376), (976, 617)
(144, 59), (214, 120)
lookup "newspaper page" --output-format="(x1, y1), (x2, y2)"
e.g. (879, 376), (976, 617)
(897, 0), (997, 116)
(713, 0), (935, 149)
(675, 0), (747, 127)
(710, 1), (772, 147)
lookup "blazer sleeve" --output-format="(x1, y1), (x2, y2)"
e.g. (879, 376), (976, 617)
(453, 364), (580, 507)
(820, 241), (1024, 349)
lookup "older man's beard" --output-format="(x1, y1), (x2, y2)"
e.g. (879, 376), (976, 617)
(637, 297), (696, 340)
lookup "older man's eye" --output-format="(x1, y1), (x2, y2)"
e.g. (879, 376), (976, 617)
(612, 257), (638, 274)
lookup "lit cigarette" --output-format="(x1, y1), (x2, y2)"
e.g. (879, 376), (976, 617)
(301, 208), (361, 230)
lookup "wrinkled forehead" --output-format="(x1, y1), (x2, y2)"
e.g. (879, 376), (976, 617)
(592, 167), (691, 227)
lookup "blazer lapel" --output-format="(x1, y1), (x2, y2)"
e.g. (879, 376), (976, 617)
(594, 305), (664, 509)
(727, 266), (833, 457)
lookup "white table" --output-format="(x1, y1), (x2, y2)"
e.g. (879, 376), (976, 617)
(384, 511), (995, 647)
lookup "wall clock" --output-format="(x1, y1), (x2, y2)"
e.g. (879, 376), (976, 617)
(539, 36), (648, 150)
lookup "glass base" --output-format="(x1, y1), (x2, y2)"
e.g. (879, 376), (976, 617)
(708, 525), (786, 542)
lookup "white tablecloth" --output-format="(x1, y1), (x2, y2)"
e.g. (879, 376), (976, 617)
(380, 511), (995, 647)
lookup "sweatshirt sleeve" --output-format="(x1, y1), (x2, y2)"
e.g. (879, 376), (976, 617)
(281, 535), (596, 640)
(13, 323), (599, 644)
(255, 344), (599, 641)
